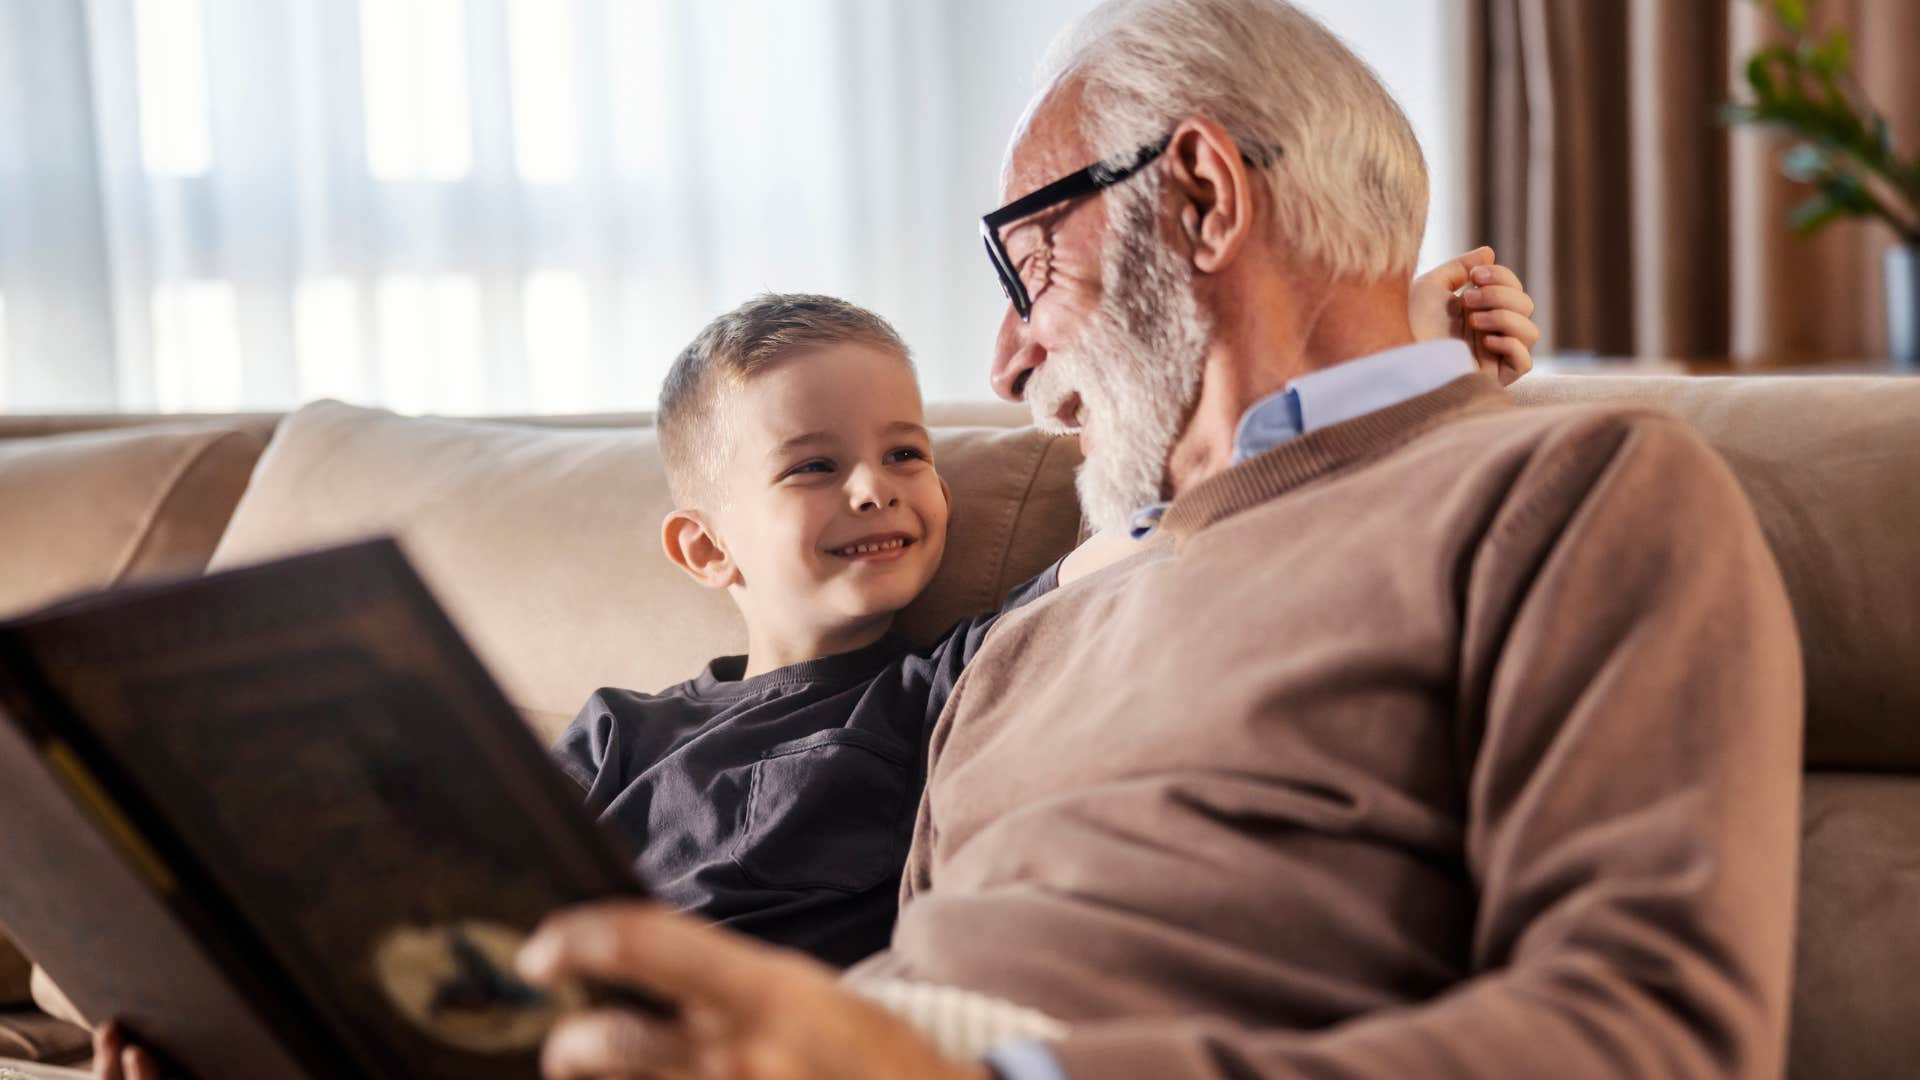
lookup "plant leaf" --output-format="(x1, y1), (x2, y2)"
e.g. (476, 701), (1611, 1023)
(1787, 193), (1845, 233)
(1781, 143), (1832, 181)
(1814, 171), (1874, 213)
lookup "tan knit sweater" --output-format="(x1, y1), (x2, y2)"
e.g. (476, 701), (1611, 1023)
(852, 374), (1803, 1078)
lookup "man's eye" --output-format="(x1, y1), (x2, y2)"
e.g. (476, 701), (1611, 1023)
(886, 447), (929, 465)
(1015, 249), (1047, 289)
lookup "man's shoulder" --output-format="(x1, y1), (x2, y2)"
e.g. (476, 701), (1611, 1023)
(1442, 399), (1760, 579)
(1454, 395), (1711, 466)
(1425, 396), (1732, 521)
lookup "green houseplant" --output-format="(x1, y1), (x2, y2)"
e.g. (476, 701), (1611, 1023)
(1724, 0), (1920, 365)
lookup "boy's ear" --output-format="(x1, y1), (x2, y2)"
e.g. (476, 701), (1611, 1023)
(937, 473), (952, 513)
(662, 509), (739, 590)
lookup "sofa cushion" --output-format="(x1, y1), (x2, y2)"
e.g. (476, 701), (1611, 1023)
(0, 423), (268, 619)
(208, 401), (1081, 743)
(1511, 375), (1920, 769)
(1789, 772), (1920, 1079)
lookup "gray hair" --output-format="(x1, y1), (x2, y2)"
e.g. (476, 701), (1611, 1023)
(1020, 0), (1429, 283)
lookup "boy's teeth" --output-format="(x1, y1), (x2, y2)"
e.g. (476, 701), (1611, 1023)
(838, 538), (906, 556)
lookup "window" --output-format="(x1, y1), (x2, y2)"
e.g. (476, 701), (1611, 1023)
(134, 0), (212, 176)
(509, 0), (579, 184)
(360, 0), (472, 181)
(151, 282), (243, 412)
(0, 0), (1474, 413)
(375, 275), (484, 415)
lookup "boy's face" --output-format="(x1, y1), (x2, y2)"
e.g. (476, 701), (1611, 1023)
(710, 344), (949, 633)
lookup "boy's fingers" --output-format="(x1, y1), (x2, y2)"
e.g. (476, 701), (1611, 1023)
(1461, 285), (1535, 319)
(1420, 246), (1496, 293)
(1468, 263), (1523, 290)
(520, 901), (784, 1009)
(540, 1008), (696, 1080)
(1468, 309), (1538, 344)
(1479, 334), (1534, 384)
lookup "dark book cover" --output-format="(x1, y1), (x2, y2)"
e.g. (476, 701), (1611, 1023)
(0, 538), (650, 1079)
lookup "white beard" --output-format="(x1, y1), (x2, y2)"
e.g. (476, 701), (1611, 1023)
(1023, 174), (1213, 535)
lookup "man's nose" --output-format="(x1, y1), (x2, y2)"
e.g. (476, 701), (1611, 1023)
(991, 306), (1045, 403)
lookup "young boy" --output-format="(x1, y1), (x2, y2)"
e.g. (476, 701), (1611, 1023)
(548, 294), (1058, 968)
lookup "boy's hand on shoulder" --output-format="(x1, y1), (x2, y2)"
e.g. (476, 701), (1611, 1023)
(1409, 246), (1540, 386)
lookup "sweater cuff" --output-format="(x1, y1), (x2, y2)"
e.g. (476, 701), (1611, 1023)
(983, 1040), (1069, 1080)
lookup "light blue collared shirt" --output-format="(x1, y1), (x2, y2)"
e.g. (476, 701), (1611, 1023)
(998, 338), (1479, 1080)
(1127, 339), (1479, 539)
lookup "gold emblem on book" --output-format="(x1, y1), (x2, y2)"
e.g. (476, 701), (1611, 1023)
(372, 920), (583, 1053)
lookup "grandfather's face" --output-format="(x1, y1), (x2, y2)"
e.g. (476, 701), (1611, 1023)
(989, 93), (1213, 535)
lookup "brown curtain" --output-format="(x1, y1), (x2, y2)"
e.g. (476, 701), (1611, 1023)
(1471, 0), (1920, 361)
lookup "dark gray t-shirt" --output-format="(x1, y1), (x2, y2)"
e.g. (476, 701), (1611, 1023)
(550, 563), (1060, 967)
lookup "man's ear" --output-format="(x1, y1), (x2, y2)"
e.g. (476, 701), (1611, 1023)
(1164, 116), (1257, 275)
(661, 509), (739, 590)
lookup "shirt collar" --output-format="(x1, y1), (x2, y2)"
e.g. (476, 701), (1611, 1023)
(1232, 338), (1477, 462)
(1128, 339), (1477, 539)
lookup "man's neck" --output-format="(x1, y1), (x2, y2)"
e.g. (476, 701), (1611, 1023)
(740, 609), (896, 679)
(1165, 273), (1416, 498)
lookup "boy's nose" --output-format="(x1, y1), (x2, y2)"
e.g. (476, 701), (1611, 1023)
(850, 467), (900, 512)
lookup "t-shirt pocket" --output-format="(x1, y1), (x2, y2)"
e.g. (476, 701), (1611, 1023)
(733, 728), (913, 893)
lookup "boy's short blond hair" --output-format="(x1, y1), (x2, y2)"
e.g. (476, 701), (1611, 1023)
(659, 293), (913, 506)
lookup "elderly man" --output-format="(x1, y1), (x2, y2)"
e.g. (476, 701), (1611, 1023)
(520, 1), (1800, 1078)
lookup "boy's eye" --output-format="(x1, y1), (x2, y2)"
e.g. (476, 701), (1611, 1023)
(783, 459), (834, 478)
(886, 447), (929, 465)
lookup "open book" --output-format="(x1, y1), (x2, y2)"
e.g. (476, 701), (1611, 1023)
(0, 538), (654, 1079)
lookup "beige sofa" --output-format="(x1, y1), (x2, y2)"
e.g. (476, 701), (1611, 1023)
(0, 374), (1915, 1079)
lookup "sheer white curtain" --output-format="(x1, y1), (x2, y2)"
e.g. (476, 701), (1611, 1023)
(0, 0), (1465, 415)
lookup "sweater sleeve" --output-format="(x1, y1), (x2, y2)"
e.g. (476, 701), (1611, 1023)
(1038, 415), (1804, 1078)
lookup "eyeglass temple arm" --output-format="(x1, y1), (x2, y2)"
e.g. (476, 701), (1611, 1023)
(983, 137), (1277, 230)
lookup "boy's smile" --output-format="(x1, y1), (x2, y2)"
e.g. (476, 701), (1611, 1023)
(826, 531), (918, 561)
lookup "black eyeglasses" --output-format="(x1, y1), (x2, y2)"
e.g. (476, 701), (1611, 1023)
(980, 135), (1280, 322)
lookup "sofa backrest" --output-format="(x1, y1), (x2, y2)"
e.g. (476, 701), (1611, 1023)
(204, 401), (1082, 740)
(0, 421), (268, 618)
